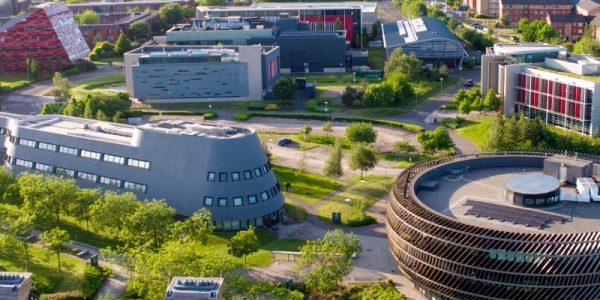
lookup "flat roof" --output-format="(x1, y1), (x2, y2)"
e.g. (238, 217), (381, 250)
(492, 43), (566, 55)
(545, 155), (593, 167)
(417, 167), (600, 234)
(197, 2), (377, 13)
(166, 277), (223, 299)
(506, 174), (560, 194)
(0, 272), (31, 288)
(15, 115), (253, 145)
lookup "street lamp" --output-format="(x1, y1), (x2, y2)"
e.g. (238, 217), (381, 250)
(353, 72), (357, 84)
(384, 164), (388, 178)
(441, 105), (446, 119)
(440, 77), (444, 92)
(303, 129), (307, 141)
(324, 101), (329, 112)
(459, 67), (463, 80)
(345, 198), (351, 221)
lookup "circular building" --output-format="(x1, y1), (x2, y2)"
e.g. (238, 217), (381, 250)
(387, 152), (600, 300)
(505, 174), (560, 206)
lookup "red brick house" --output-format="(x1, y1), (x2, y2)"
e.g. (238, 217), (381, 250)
(0, 2), (89, 74)
(78, 12), (159, 48)
(499, 0), (573, 26)
(546, 13), (586, 42)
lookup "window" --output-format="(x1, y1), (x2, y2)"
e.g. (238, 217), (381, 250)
(204, 196), (213, 206)
(59, 145), (79, 156)
(233, 196), (243, 207)
(18, 138), (36, 148)
(81, 150), (101, 160)
(271, 186), (277, 197)
(218, 197), (227, 207)
(15, 159), (33, 168)
(254, 168), (262, 177)
(244, 170), (252, 180)
(34, 162), (52, 173)
(77, 171), (98, 182)
(127, 158), (150, 169)
(103, 154), (125, 165)
(262, 164), (269, 173)
(56, 167), (76, 177)
(124, 181), (147, 193)
(100, 176), (122, 187)
(261, 191), (269, 201)
(38, 142), (57, 152)
(219, 172), (227, 182)
(248, 194), (257, 204)
(232, 172), (240, 181)
(207, 172), (216, 181)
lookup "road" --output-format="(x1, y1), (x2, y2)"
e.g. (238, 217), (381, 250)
(0, 65), (122, 115)
(377, 0), (404, 22)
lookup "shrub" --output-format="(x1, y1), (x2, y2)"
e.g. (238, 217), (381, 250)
(203, 112), (218, 120)
(233, 112), (252, 121)
(82, 265), (106, 298)
(273, 77), (297, 100)
(264, 103), (279, 111)
(347, 214), (376, 226)
(333, 117), (423, 133)
(251, 112), (330, 121)
(305, 100), (318, 112)
(248, 101), (266, 111)
(40, 103), (64, 115)
(33, 276), (55, 294)
(39, 291), (84, 300)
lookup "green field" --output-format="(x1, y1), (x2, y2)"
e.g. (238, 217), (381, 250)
(0, 237), (86, 293)
(284, 201), (308, 221)
(73, 72), (125, 90)
(454, 116), (494, 151)
(316, 175), (393, 225)
(272, 165), (343, 206)
(0, 74), (32, 93)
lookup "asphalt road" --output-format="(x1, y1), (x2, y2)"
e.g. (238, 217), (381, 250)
(378, 0), (404, 21)
(0, 65), (122, 115)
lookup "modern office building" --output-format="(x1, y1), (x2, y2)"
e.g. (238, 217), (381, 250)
(382, 17), (467, 68)
(78, 12), (159, 47)
(166, 16), (354, 73)
(196, 2), (377, 43)
(0, 272), (32, 300)
(67, 0), (194, 14)
(545, 13), (586, 42)
(124, 45), (280, 102)
(499, 0), (573, 26)
(388, 152), (600, 300)
(0, 2), (89, 74)
(165, 277), (224, 300)
(1, 113), (284, 230)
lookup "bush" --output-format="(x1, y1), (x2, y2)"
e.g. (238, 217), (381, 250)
(82, 265), (106, 298)
(347, 214), (376, 226)
(333, 117), (423, 133)
(305, 100), (318, 112)
(40, 291), (84, 300)
(203, 111), (218, 120)
(33, 276), (55, 294)
(40, 103), (64, 115)
(233, 112), (252, 121)
(273, 77), (297, 100)
(264, 103), (278, 111)
(248, 101), (266, 110)
(251, 112), (330, 121)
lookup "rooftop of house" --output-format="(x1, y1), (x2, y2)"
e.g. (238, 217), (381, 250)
(577, 0), (600, 11)
(501, 0), (572, 6)
(77, 11), (157, 27)
(382, 17), (461, 48)
(547, 13), (586, 23)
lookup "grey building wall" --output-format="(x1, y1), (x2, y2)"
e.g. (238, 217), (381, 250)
(167, 29), (274, 45)
(480, 54), (506, 96)
(0, 114), (284, 228)
(0, 0), (17, 17)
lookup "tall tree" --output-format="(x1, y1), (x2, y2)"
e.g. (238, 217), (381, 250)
(345, 122), (377, 144)
(486, 114), (505, 150)
(172, 208), (214, 244)
(349, 144), (378, 180)
(159, 3), (185, 28)
(384, 48), (422, 78)
(322, 121), (333, 136)
(227, 226), (260, 265)
(90, 191), (140, 234)
(417, 127), (454, 153)
(322, 229), (361, 259)
(483, 88), (501, 111)
(0, 167), (18, 204)
(113, 32), (133, 55)
(128, 20), (151, 42)
(40, 227), (70, 272)
(77, 9), (100, 25)
(18, 174), (76, 225)
(52, 72), (71, 102)
(273, 77), (296, 100)
(122, 199), (175, 250)
(5, 216), (35, 266)
(70, 188), (101, 231)
(324, 139), (344, 179)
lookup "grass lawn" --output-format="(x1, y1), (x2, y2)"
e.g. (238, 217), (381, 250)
(272, 165), (343, 206)
(0, 237), (85, 293)
(0, 204), (120, 249)
(0, 74), (32, 93)
(284, 201), (308, 221)
(454, 115), (494, 151)
(298, 73), (381, 85)
(73, 72), (125, 90)
(345, 106), (411, 117)
(258, 132), (321, 151)
(206, 228), (305, 267)
(316, 175), (393, 225)
(368, 48), (386, 70)
(380, 152), (429, 169)
(92, 57), (124, 66)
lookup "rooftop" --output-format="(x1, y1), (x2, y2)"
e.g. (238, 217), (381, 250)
(490, 43), (566, 55)
(197, 2), (377, 13)
(417, 167), (600, 234)
(165, 277), (223, 300)
(127, 44), (277, 55)
(501, 0), (572, 5)
(67, 0), (189, 7)
(547, 13), (586, 23)
(14, 115), (253, 146)
(168, 17), (274, 32)
(506, 174), (560, 194)
(78, 12), (157, 27)
(0, 272), (31, 288)
(382, 17), (461, 48)
(578, 0), (600, 11)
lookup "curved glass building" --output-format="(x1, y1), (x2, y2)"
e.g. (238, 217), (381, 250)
(387, 152), (600, 299)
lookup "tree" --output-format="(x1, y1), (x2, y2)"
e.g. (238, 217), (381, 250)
(371, 22), (379, 40)
(458, 99), (472, 115)
(301, 124), (313, 137)
(486, 113), (505, 150)
(349, 144), (378, 180)
(129, 20), (151, 42)
(0, 167), (18, 204)
(401, 0), (428, 18)
(341, 85), (364, 107)
(519, 19), (558, 43)
(52, 72), (71, 102)
(172, 208), (214, 244)
(70, 188), (101, 231)
(298, 150), (307, 173)
(439, 64), (449, 78)
(322, 229), (361, 259)
(159, 3), (185, 27)
(384, 48), (422, 78)
(417, 127), (454, 153)
(324, 140), (343, 179)
(345, 122), (377, 144)
(261, 141), (272, 163)
(113, 32), (133, 55)
(18, 174), (77, 225)
(90, 191), (140, 234)
(227, 226), (260, 265)
(40, 227), (70, 272)
(322, 121), (333, 136)
(5, 216), (34, 266)
(361, 27), (369, 48)
(483, 88), (501, 111)
(199, 0), (226, 5)
(77, 9), (100, 25)
(122, 199), (175, 250)
(501, 14), (510, 27)
(273, 77), (296, 100)
(394, 140), (416, 154)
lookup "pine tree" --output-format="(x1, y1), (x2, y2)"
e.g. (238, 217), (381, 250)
(324, 140), (343, 179)
(113, 32), (133, 55)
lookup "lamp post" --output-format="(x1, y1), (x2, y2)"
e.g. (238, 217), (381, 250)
(440, 77), (444, 92)
(353, 72), (357, 85)
(384, 164), (388, 178)
(441, 105), (446, 119)
(459, 67), (463, 80)
(324, 101), (329, 112)
(303, 129), (307, 141)
(345, 198), (351, 221)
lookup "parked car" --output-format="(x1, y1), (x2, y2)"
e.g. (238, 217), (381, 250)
(464, 79), (474, 87)
(277, 138), (293, 146)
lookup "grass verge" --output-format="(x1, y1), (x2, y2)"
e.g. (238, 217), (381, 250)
(284, 201), (308, 221)
(454, 116), (493, 151)
(272, 165), (343, 206)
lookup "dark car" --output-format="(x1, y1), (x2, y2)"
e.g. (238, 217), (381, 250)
(464, 79), (474, 87)
(277, 138), (293, 146)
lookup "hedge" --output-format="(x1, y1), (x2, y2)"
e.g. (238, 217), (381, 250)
(232, 112), (331, 121)
(40, 291), (84, 300)
(82, 265), (106, 299)
(333, 116), (423, 133)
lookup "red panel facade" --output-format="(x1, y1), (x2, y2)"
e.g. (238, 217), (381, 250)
(299, 15), (354, 42)
(0, 9), (71, 74)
